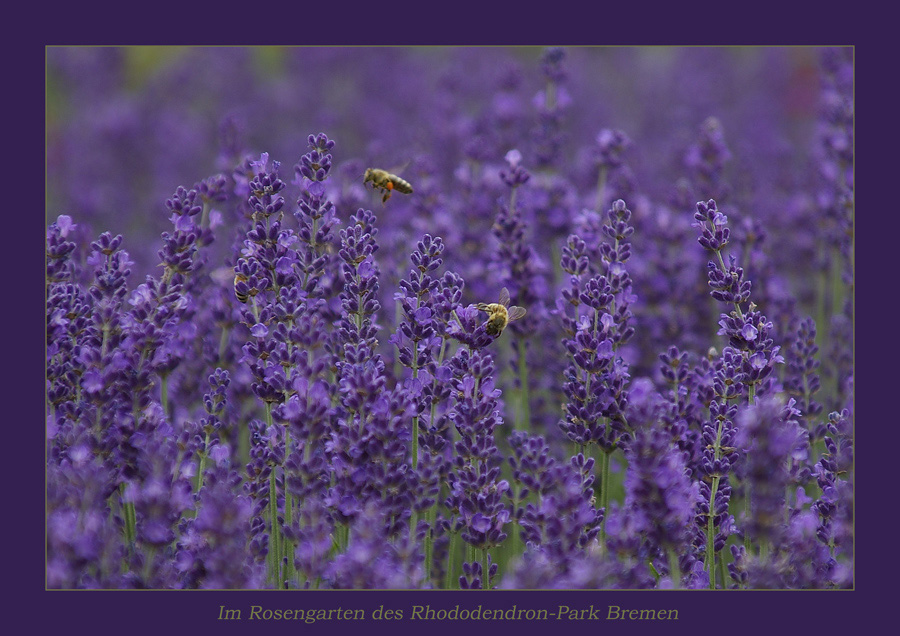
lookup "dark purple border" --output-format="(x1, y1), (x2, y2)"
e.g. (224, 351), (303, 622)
(22, 4), (889, 635)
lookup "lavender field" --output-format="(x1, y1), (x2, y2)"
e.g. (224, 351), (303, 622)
(45, 46), (853, 589)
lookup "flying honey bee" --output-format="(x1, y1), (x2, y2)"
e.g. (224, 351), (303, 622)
(476, 287), (527, 336)
(363, 168), (413, 204)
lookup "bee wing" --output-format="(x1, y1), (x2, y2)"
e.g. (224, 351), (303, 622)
(389, 160), (412, 175)
(498, 287), (510, 307)
(507, 306), (527, 321)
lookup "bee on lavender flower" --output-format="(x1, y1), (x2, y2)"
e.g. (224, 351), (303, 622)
(363, 168), (413, 204)
(476, 287), (526, 336)
(233, 272), (250, 304)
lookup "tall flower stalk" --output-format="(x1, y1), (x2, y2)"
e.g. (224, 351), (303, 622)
(563, 199), (635, 542)
(692, 198), (785, 586)
(495, 150), (544, 431)
(445, 307), (510, 589)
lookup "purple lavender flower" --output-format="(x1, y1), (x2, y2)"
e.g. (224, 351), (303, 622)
(684, 116), (732, 204)
(557, 199), (637, 505)
(532, 47), (568, 168)
(231, 153), (318, 586)
(325, 504), (423, 589)
(334, 208), (381, 353)
(592, 128), (633, 211)
(47, 217), (92, 443)
(505, 432), (602, 586)
(324, 204), (419, 563)
(692, 347), (742, 588)
(810, 408), (853, 586)
(490, 151), (551, 431)
(390, 234), (450, 580)
(293, 134), (341, 300)
(694, 199), (784, 400)
(784, 316), (824, 437)
(622, 427), (700, 587)
(177, 462), (263, 588)
(558, 287), (617, 450)
(392, 234), (444, 437)
(47, 446), (124, 588)
(415, 268), (466, 585)
(444, 319), (510, 588)
(51, 187), (210, 588)
(812, 48), (854, 414)
(656, 346), (705, 477)
(104, 184), (222, 586)
(599, 199), (636, 351)
(729, 505), (846, 589)
(244, 418), (274, 574)
(734, 397), (805, 552)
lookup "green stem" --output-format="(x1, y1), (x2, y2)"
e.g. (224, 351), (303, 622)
(705, 414), (727, 588)
(143, 546), (156, 583)
(744, 384), (755, 554)
(714, 249), (743, 319)
(667, 549), (681, 589)
(705, 477), (720, 589)
(595, 165), (608, 213)
(160, 374), (169, 418)
(238, 418), (249, 467)
(410, 509), (419, 548)
(283, 428), (294, 587)
(412, 408), (419, 471)
(551, 241), (563, 289)
(200, 201), (210, 230)
(126, 504), (136, 553)
(264, 404), (281, 584)
(516, 338), (530, 431)
(509, 484), (522, 565)
(599, 448), (611, 546)
(818, 244), (830, 315)
(444, 531), (458, 589)
(718, 557), (727, 590)
(829, 245), (842, 321)
(482, 548), (491, 590)
(100, 323), (110, 359)
(269, 468), (280, 584)
(333, 523), (347, 555)
(743, 489), (752, 554)
(196, 431), (211, 494)
(393, 301), (404, 381)
(424, 504), (436, 585)
(119, 482), (135, 554)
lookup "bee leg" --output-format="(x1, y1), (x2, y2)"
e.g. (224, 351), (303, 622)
(382, 190), (392, 204)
